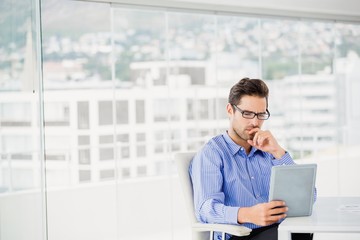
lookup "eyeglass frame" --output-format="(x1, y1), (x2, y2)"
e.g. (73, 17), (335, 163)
(232, 104), (270, 120)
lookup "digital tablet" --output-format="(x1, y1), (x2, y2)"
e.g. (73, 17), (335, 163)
(268, 164), (317, 217)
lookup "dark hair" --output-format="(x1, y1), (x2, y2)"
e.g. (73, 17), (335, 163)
(228, 77), (269, 108)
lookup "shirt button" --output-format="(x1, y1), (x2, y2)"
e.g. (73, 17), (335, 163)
(251, 176), (254, 179)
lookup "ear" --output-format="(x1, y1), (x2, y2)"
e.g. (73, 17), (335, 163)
(226, 103), (234, 117)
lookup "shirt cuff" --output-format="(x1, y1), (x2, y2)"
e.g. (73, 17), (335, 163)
(224, 206), (240, 224)
(271, 151), (295, 166)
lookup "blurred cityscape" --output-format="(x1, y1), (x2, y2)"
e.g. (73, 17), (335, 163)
(0, 0), (360, 194)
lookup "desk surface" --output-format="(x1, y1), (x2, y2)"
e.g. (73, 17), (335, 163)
(279, 197), (360, 234)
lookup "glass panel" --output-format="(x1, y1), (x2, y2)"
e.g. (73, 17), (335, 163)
(112, 7), (174, 240)
(42, 0), (116, 240)
(333, 22), (360, 196)
(167, 11), (219, 158)
(290, 22), (336, 161)
(0, 0), (44, 239)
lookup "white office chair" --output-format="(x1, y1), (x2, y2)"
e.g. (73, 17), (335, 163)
(174, 152), (251, 240)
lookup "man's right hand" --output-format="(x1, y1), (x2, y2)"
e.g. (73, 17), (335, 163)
(237, 201), (288, 226)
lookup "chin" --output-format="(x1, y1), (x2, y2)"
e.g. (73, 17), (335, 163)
(240, 134), (252, 141)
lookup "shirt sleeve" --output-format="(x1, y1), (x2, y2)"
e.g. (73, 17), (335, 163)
(189, 146), (239, 225)
(271, 151), (295, 166)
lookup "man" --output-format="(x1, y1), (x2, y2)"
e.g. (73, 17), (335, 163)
(189, 78), (313, 240)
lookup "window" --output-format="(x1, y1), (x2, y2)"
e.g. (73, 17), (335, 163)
(98, 101), (113, 125)
(100, 169), (115, 180)
(117, 134), (129, 143)
(0, 103), (32, 126)
(99, 135), (113, 144)
(99, 148), (114, 161)
(78, 149), (91, 165)
(153, 99), (180, 122)
(116, 100), (128, 124)
(99, 135), (114, 161)
(120, 146), (130, 159)
(136, 133), (146, 157)
(137, 166), (147, 176)
(79, 170), (91, 182)
(78, 101), (90, 129)
(44, 102), (70, 126)
(136, 100), (145, 123)
(78, 135), (90, 145)
(121, 168), (131, 178)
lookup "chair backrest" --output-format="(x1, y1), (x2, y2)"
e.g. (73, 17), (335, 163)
(174, 152), (198, 225)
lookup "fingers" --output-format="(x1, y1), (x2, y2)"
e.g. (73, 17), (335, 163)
(264, 202), (288, 225)
(269, 206), (288, 216)
(267, 201), (288, 218)
(266, 213), (287, 224)
(256, 210), (287, 226)
(262, 202), (287, 216)
(248, 130), (280, 153)
(248, 129), (269, 147)
(247, 128), (260, 147)
(268, 201), (287, 220)
(249, 202), (288, 226)
(256, 132), (270, 147)
(268, 200), (286, 208)
(248, 128), (260, 135)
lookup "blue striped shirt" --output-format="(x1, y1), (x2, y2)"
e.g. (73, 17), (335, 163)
(189, 132), (295, 240)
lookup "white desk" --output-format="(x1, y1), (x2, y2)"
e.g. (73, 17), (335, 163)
(278, 197), (360, 240)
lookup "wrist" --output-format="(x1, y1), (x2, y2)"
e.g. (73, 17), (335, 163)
(237, 207), (249, 224)
(272, 149), (286, 159)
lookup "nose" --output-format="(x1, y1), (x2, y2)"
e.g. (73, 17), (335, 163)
(250, 117), (260, 126)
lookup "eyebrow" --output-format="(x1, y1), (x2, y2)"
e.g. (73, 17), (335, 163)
(240, 108), (267, 114)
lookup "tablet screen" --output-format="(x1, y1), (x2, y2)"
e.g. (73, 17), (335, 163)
(268, 164), (317, 217)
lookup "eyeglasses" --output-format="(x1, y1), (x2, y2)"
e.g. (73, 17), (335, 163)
(232, 105), (270, 120)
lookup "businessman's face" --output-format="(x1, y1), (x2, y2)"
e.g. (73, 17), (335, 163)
(227, 95), (267, 142)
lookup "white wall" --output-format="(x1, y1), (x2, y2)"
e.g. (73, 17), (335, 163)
(1, 168), (359, 240)
(0, 192), (44, 240)
(0, 176), (189, 240)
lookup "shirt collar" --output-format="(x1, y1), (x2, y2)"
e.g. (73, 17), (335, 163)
(222, 131), (264, 157)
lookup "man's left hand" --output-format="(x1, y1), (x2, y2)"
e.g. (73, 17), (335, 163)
(247, 128), (285, 159)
